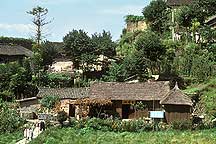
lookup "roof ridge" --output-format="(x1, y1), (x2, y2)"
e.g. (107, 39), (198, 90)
(160, 86), (192, 106)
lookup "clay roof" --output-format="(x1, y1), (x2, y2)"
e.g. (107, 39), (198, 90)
(89, 81), (170, 101)
(37, 87), (89, 99)
(160, 84), (193, 106)
(0, 44), (33, 57)
(166, 0), (193, 7)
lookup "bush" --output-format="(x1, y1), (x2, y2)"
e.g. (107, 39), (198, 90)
(0, 100), (25, 133)
(69, 117), (77, 127)
(57, 111), (68, 125)
(171, 120), (192, 130)
(193, 121), (216, 130)
(40, 95), (60, 110)
(33, 72), (74, 88)
(69, 118), (157, 132)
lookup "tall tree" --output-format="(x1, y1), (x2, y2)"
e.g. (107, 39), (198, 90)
(92, 30), (117, 58)
(40, 41), (58, 69)
(142, 0), (170, 34)
(177, 0), (216, 28)
(135, 30), (166, 74)
(135, 30), (165, 62)
(63, 29), (97, 70)
(27, 6), (52, 45)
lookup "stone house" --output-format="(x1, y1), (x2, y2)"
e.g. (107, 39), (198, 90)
(37, 87), (89, 118)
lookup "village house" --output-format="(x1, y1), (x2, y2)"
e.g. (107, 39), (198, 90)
(37, 87), (89, 118)
(17, 81), (193, 123)
(0, 44), (33, 63)
(89, 81), (192, 123)
(16, 87), (89, 119)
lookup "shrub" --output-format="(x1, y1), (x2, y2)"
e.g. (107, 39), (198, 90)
(40, 95), (60, 110)
(57, 111), (68, 125)
(69, 117), (77, 127)
(171, 120), (192, 130)
(33, 73), (74, 88)
(193, 121), (216, 130)
(68, 118), (157, 132)
(0, 100), (25, 133)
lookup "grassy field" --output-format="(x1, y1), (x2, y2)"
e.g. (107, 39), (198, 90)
(30, 127), (216, 144)
(0, 131), (23, 144)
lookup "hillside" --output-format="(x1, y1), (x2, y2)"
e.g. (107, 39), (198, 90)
(184, 77), (216, 118)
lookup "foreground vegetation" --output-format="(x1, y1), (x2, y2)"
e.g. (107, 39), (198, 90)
(0, 131), (23, 144)
(31, 127), (216, 144)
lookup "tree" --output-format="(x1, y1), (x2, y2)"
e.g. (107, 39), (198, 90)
(0, 100), (24, 133)
(40, 41), (58, 69)
(135, 30), (165, 62)
(142, 0), (170, 34)
(173, 43), (215, 81)
(176, 6), (195, 28)
(123, 52), (148, 81)
(177, 0), (216, 28)
(0, 62), (37, 100)
(0, 37), (34, 50)
(116, 31), (143, 57)
(104, 52), (148, 82)
(40, 95), (60, 110)
(63, 29), (97, 70)
(135, 30), (166, 74)
(27, 6), (52, 45)
(103, 61), (126, 82)
(92, 30), (117, 58)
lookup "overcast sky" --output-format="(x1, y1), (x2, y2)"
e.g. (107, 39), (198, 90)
(0, 0), (150, 42)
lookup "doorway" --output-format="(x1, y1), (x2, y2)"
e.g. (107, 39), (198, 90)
(69, 104), (75, 117)
(122, 104), (130, 119)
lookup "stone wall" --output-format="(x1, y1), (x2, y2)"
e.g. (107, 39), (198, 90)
(126, 21), (147, 33)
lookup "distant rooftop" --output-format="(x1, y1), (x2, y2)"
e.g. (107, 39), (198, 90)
(0, 44), (33, 57)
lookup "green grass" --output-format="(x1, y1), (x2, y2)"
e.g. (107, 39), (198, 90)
(30, 127), (216, 144)
(0, 131), (23, 144)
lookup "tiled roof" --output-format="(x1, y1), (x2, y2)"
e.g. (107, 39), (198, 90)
(0, 44), (33, 57)
(205, 15), (216, 27)
(166, 0), (193, 6)
(37, 87), (89, 99)
(160, 84), (193, 106)
(89, 81), (170, 101)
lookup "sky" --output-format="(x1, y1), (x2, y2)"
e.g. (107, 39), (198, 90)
(0, 0), (151, 42)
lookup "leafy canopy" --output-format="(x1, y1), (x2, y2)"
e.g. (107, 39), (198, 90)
(63, 29), (97, 69)
(40, 95), (60, 109)
(135, 30), (166, 62)
(92, 30), (117, 58)
(142, 0), (170, 34)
